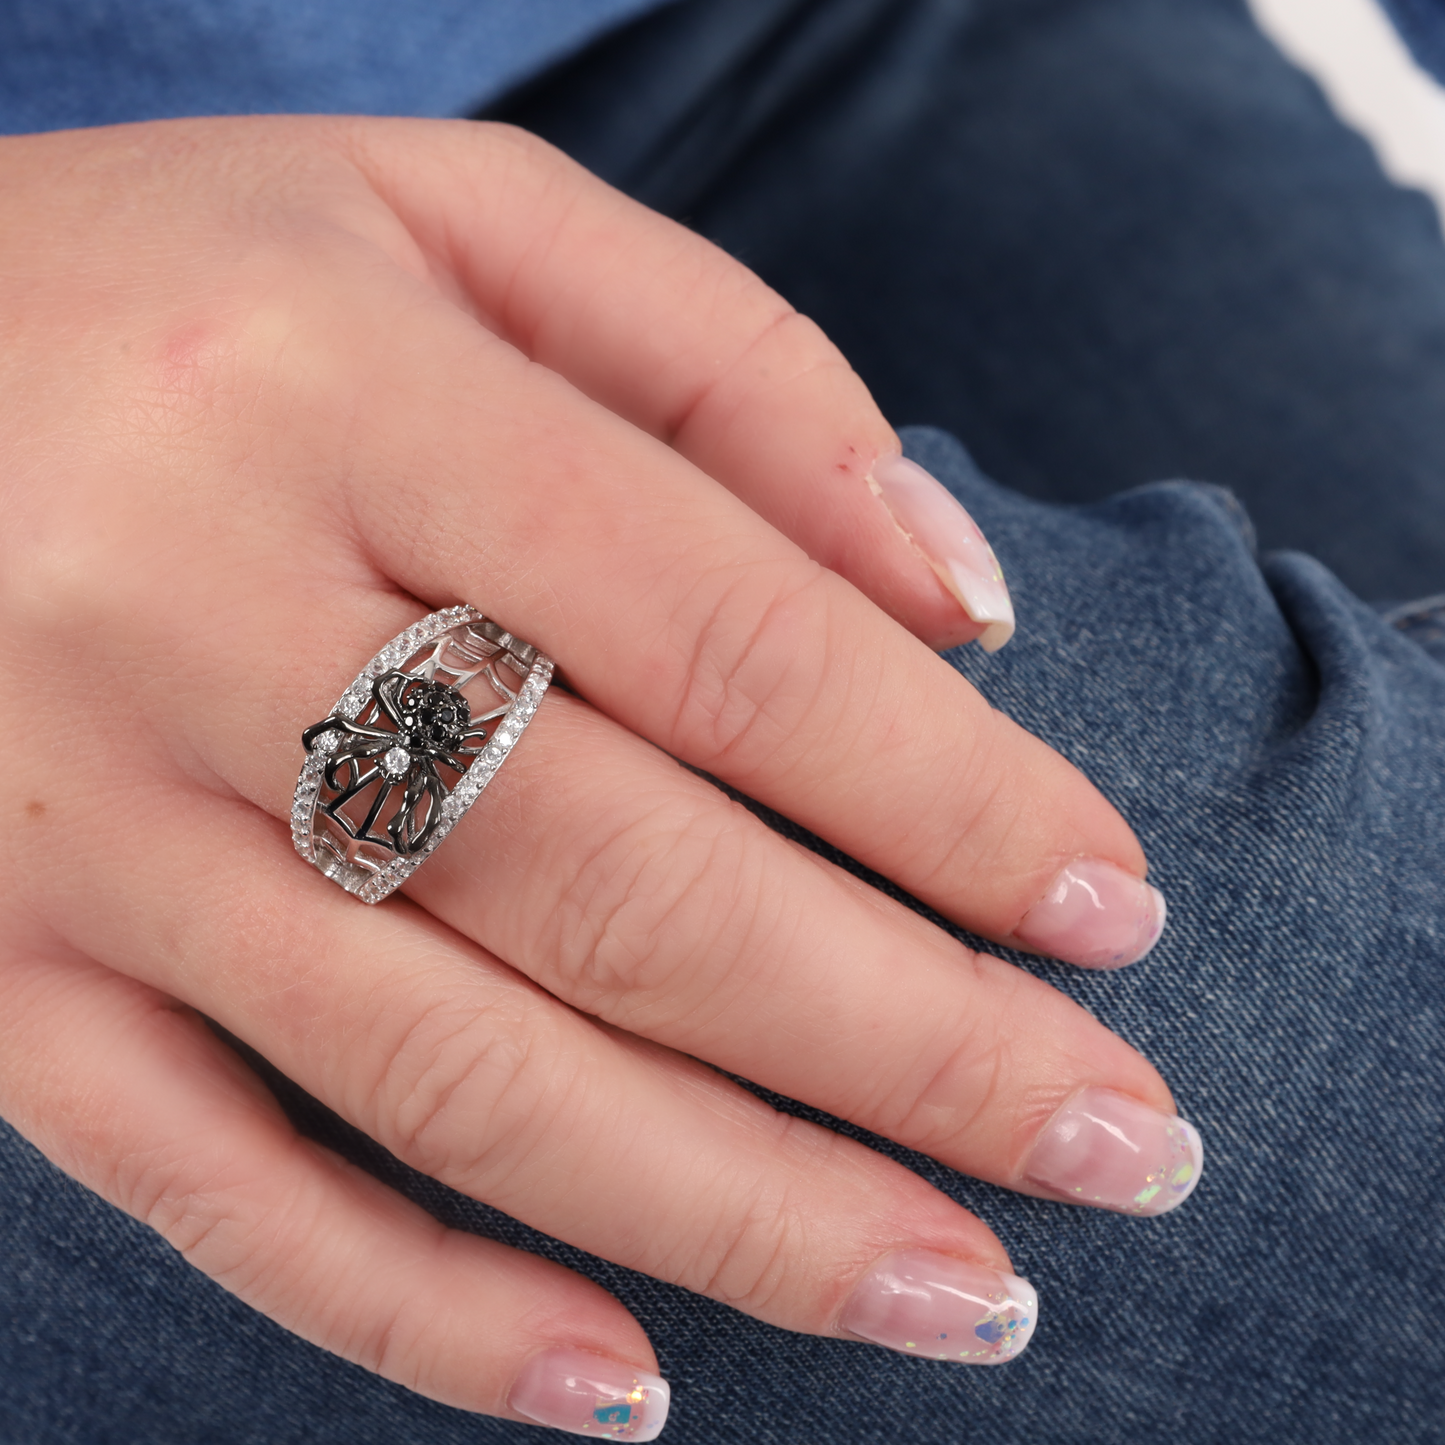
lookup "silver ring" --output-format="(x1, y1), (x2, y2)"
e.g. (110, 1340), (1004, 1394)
(291, 605), (554, 904)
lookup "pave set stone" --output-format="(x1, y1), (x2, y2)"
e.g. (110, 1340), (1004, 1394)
(354, 658), (551, 904)
(289, 605), (553, 903)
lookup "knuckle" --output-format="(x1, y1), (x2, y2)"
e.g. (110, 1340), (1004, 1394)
(119, 1141), (208, 1241)
(543, 791), (768, 1025)
(352, 1293), (423, 1387)
(450, 120), (591, 243)
(724, 310), (854, 412)
(883, 984), (1015, 1156)
(667, 295), (861, 451)
(682, 1120), (826, 1316)
(127, 247), (348, 447)
(696, 1211), (796, 1315)
(666, 563), (837, 780)
(660, 287), (796, 440)
(344, 1230), (477, 1393)
(363, 985), (564, 1188)
(900, 710), (1024, 893)
(121, 1140), (283, 1296)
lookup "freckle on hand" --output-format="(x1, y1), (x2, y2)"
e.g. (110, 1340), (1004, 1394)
(24, 800), (45, 820)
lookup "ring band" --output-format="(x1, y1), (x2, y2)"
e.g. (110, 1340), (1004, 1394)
(291, 605), (554, 903)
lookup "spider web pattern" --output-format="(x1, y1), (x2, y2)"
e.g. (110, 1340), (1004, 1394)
(291, 606), (554, 903)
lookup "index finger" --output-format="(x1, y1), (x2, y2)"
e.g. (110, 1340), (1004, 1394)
(74, 114), (1160, 969)
(350, 119), (1005, 653)
(284, 201), (1157, 966)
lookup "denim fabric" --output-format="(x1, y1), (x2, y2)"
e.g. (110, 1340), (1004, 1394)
(3, 0), (1444, 141)
(1383, 0), (1445, 84)
(1383, 594), (1445, 665)
(4, 430), (1444, 1442)
(6, 0), (1445, 1440)
(493, 0), (1445, 606)
(0, 0), (670, 134)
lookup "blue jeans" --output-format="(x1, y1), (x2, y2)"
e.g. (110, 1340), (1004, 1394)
(495, 0), (1445, 602)
(5, 0), (1445, 1440)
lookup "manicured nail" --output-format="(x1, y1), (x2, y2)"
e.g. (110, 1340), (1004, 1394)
(1023, 1087), (1204, 1216)
(839, 1249), (1038, 1365)
(1015, 858), (1166, 969)
(510, 1348), (670, 1440)
(868, 453), (1015, 651)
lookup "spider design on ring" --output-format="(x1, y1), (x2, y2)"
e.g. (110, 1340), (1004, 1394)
(302, 670), (491, 856)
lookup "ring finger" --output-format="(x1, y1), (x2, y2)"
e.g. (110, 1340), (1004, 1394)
(23, 765), (1042, 1360)
(91, 580), (1201, 1220)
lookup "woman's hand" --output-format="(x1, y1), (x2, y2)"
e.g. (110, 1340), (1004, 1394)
(0, 118), (1196, 1436)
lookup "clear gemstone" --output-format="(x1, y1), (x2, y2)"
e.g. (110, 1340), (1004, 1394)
(297, 611), (541, 900)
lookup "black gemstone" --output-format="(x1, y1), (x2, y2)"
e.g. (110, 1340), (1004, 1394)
(400, 678), (470, 750)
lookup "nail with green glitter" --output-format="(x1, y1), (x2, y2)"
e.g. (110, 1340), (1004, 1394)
(1022, 1087), (1204, 1216)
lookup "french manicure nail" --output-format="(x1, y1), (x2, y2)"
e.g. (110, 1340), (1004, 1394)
(839, 1249), (1038, 1365)
(510, 1348), (670, 1440)
(868, 453), (1015, 651)
(1023, 1087), (1204, 1216)
(1015, 858), (1167, 969)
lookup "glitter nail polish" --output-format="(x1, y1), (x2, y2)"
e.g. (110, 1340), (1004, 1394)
(510, 1348), (670, 1440)
(839, 1249), (1038, 1364)
(1023, 1087), (1204, 1216)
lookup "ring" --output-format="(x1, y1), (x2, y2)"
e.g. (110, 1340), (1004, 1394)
(291, 605), (554, 903)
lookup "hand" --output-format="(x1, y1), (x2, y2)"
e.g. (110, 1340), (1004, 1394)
(0, 117), (1195, 1435)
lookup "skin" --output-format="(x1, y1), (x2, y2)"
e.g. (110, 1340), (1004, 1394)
(0, 116), (1171, 1422)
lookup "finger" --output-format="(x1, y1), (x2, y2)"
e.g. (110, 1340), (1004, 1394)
(17, 118), (1157, 967)
(0, 942), (671, 1431)
(26, 557), (1194, 1220)
(26, 774), (1052, 1365)
(408, 690), (1181, 1192)
(279, 249), (1154, 966)
(178, 569), (1177, 1207)
(347, 118), (1001, 651)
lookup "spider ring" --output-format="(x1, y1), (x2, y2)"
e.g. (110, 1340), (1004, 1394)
(291, 605), (554, 903)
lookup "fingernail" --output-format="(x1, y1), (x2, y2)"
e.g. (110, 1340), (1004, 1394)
(1023, 1087), (1204, 1216)
(1015, 858), (1167, 969)
(839, 1249), (1038, 1365)
(868, 453), (1015, 651)
(510, 1348), (670, 1440)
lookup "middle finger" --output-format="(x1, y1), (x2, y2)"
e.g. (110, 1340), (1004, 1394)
(102, 225), (1160, 970)
(147, 580), (1197, 1217)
